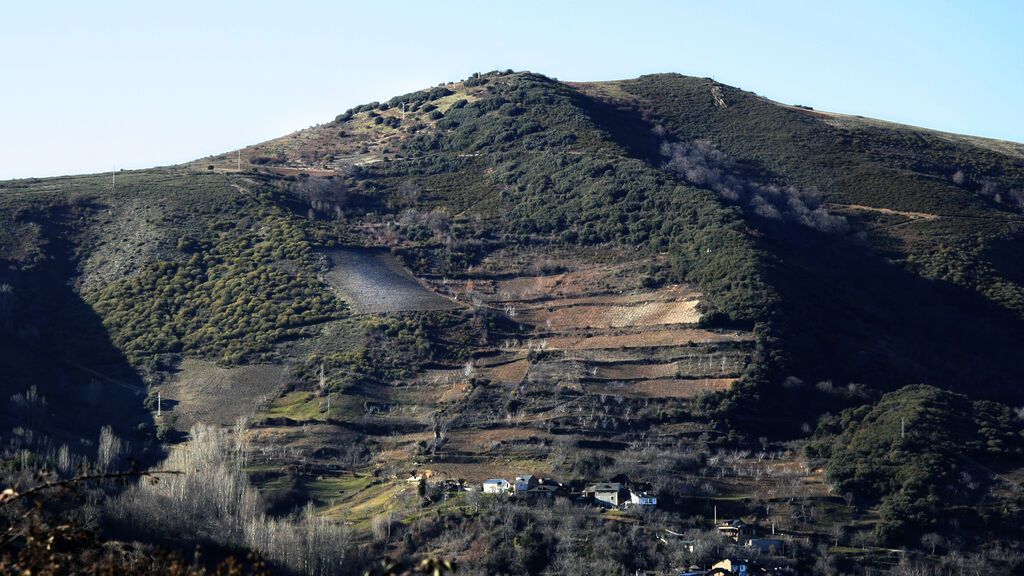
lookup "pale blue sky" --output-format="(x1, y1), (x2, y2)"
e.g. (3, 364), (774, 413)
(1, 1), (1021, 180)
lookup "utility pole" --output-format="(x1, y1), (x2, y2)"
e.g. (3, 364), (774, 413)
(401, 102), (406, 120)
(112, 166), (116, 189)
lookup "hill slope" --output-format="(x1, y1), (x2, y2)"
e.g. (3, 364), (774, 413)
(2, 70), (1024, 573)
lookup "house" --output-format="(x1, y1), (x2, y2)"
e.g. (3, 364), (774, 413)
(482, 479), (511, 494)
(436, 479), (468, 493)
(584, 482), (627, 507)
(526, 484), (559, 500)
(711, 558), (762, 575)
(746, 538), (784, 555)
(514, 474), (539, 493)
(717, 519), (754, 541)
(629, 490), (657, 507)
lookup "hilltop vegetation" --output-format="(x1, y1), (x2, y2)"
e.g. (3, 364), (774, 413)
(360, 72), (775, 326)
(809, 385), (1024, 545)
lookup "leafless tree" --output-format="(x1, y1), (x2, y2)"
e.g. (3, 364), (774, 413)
(921, 532), (945, 556)
(108, 424), (352, 576)
(372, 510), (395, 542)
(97, 426), (122, 474)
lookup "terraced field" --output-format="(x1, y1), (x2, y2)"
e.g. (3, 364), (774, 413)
(588, 378), (735, 399)
(439, 253), (751, 402)
(543, 327), (750, 350)
(242, 246), (752, 510)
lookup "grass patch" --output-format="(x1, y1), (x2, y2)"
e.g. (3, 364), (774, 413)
(267, 391), (323, 421)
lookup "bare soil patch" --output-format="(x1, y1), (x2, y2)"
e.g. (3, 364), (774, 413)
(324, 248), (459, 314)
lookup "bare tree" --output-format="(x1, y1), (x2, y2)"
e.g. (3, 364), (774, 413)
(372, 510), (395, 542)
(108, 424), (352, 576)
(97, 426), (122, 473)
(921, 532), (945, 556)
(57, 444), (72, 475)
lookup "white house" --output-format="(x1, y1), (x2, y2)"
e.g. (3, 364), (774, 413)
(482, 479), (511, 494)
(629, 490), (657, 507)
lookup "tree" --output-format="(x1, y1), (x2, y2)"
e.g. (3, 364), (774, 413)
(373, 511), (395, 543)
(97, 426), (122, 473)
(831, 522), (845, 547)
(921, 532), (945, 555)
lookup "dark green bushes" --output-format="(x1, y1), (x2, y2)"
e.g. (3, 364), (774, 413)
(365, 72), (774, 326)
(89, 210), (344, 364)
(808, 384), (1024, 544)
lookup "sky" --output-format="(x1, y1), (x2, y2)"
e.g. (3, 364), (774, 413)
(1, 0), (1021, 180)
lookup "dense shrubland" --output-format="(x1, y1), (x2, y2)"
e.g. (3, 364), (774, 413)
(808, 385), (1024, 545)
(88, 201), (345, 365)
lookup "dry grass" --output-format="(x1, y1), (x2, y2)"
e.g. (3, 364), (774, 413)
(158, 359), (287, 430)
(423, 460), (551, 484)
(437, 382), (472, 404)
(588, 378), (735, 398)
(446, 427), (553, 453)
(478, 359), (529, 384)
(518, 298), (700, 329)
(827, 203), (939, 221)
(591, 362), (680, 380)
(545, 328), (752, 350)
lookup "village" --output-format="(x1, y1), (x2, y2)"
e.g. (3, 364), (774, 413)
(404, 470), (659, 509)
(402, 471), (794, 575)
(482, 474), (657, 510)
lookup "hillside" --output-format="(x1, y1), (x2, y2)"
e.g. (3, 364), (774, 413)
(2, 70), (1024, 574)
